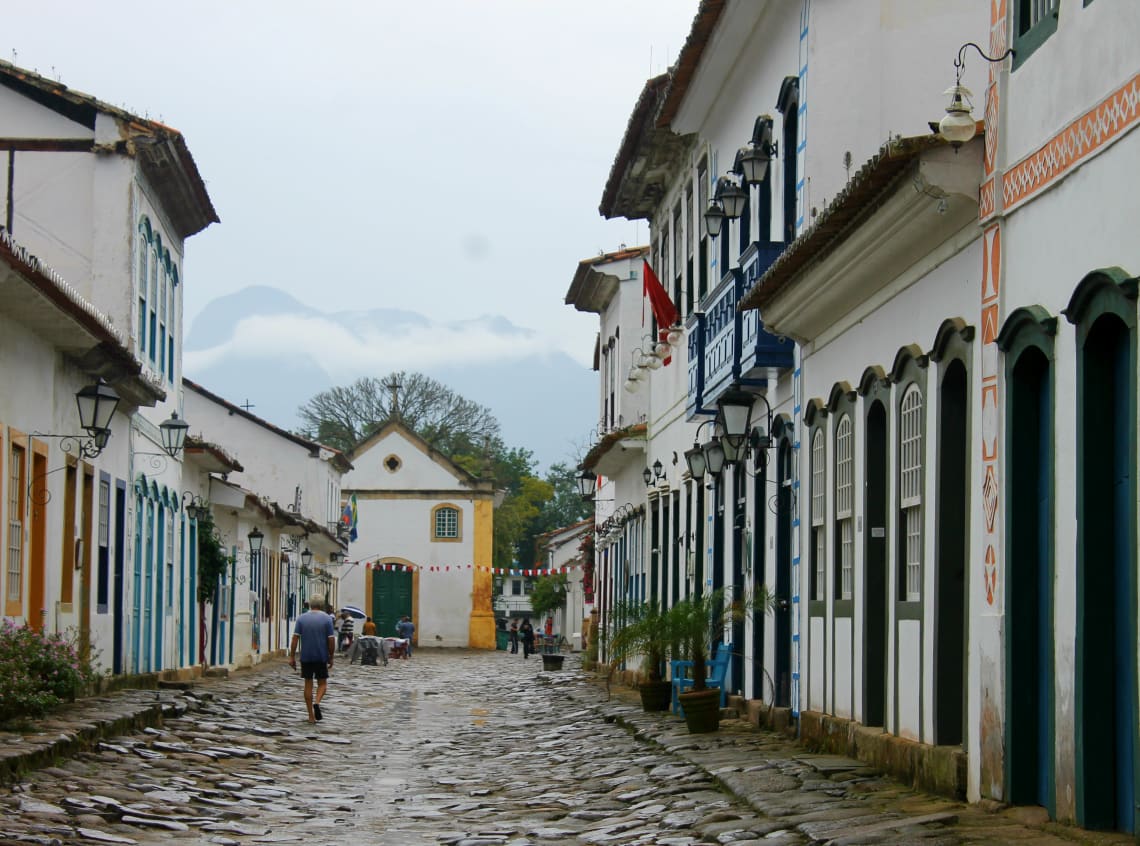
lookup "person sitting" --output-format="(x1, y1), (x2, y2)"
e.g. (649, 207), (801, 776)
(362, 616), (377, 636)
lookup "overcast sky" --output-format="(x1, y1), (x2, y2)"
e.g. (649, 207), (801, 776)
(4, 2), (696, 368)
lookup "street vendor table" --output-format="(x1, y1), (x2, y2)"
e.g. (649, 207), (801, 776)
(347, 635), (388, 665)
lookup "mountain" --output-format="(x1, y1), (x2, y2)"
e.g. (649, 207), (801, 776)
(183, 286), (595, 470)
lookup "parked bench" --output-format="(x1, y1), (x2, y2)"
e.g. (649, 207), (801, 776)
(670, 642), (733, 715)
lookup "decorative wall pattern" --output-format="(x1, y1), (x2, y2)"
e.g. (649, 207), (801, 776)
(1002, 72), (1140, 212)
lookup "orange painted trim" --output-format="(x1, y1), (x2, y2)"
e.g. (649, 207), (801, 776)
(4, 426), (26, 617)
(1003, 72), (1140, 212)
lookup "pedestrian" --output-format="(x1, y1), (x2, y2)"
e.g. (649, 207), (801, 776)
(288, 594), (335, 724)
(362, 616), (376, 636)
(339, 611), (355, 652)
(396, 615), (415, 658)
(508, 620), (519, 654)
(519, 617), (535, 659)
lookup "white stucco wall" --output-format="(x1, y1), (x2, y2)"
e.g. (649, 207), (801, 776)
(341, 427), (487, 648)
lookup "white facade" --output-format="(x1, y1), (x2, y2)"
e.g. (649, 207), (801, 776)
(340, 422), (496, 649)
(0, 60), (216, 678)
(540, 518), (592, 651)
(583, 0), (1140, 835)
(183, 380), (349, 668)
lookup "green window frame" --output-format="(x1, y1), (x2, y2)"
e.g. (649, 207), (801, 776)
(1013, 0), (1059, 70)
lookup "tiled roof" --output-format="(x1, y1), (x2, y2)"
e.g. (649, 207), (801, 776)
(655, 0), (728, 130)
(0, 225), (163, 407)
(565, 245), (648, 313)
(0, 60), (218, 238)
(581, 422), (647, 472)
(599, 73), (688, 220)
(739, 133), (959, 312)
(184, 378), (352, 470)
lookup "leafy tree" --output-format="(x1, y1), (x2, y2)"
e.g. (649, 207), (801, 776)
(297, 372), (548, 567)
(196, 508), (231, 604)
(195, 507), (233, 666)
(296, 372), (499, 454)
(493, 475), (553, 568)
(528, 572), (568, 621)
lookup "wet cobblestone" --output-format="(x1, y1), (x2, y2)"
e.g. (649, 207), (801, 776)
(0, 651), (1133, 845)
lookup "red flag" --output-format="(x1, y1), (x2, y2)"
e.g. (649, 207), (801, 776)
(643, 260), (678, 331)
(643, 260), (678, 365)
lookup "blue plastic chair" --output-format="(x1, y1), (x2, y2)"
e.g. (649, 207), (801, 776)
(670, 642), (733, 715)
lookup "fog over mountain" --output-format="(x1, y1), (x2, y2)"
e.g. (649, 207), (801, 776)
(183, 286), (596, 470)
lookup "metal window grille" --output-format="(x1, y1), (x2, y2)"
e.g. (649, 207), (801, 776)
(7, 446), (23, 602)
(840, 519), (854, 600)
(814, 528), (826, 602)
(811, 429), (826, 601)
(899, 384), (923, 601)
(435, 507), (458, 538)
(900, 385), (923, 508)
(137, 236), (148, 354)
(835, 414), (854, 600)
(811, 429), (825, 526)
(166, 514), (175, 609)
(149, 249), (159, 357)
(905, 506), (921, 601)
(1028, 0), (1057, 28)
(98, 480), (110, 546)
(835, 415), (853, 518)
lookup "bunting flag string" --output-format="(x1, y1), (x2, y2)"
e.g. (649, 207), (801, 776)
(357, 561), (584, 576)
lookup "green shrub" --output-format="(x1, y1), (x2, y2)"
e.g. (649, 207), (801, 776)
(0, 620), (98, 724)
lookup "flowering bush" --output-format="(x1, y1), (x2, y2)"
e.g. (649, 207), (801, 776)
(0, 619), (97, 724)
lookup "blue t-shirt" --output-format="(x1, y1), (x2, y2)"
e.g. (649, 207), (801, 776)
(294, 610), (335, 662)
(396, 620), (415, 640)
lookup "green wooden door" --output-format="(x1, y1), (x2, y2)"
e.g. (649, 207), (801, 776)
(372, 568), (413, 638)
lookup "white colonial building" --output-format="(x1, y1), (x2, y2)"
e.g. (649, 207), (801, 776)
(0, 59), (216, 677)
(340, 420), (496, 649)
(578, 0), (1140, 835)
(183, 380), (349, 668)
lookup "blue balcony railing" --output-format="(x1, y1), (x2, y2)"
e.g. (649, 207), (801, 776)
(686, 241), (794, 421)
(739, 241), (794, 379)
(685, 311), (707, 420)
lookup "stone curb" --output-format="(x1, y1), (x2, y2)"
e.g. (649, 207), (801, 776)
(0, 660), (281, 787)
(0, 693), (171, 786)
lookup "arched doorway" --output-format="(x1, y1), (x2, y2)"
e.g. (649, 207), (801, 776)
(774, 422), (793, 708)
(863, 397), (888, 727)
(998, 306), (1056, 816)
(371, 562), (414, 639)
(1077, 312), (1135, 831)
(1068, 268), (1138, 834)
(935, 359), (968, 746)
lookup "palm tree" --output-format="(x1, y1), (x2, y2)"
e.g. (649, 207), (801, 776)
(668, 582), (775, 692)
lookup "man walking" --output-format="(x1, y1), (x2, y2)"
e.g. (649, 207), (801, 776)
(396, 615), (415, 659)
(289, 594), (336, 724)
(519, 617), (535, 659)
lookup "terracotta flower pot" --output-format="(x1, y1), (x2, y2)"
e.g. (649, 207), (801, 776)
(639, 680), (672, 712)
(678, 687), (721, 733)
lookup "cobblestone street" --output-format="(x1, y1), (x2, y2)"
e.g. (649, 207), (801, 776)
(1, 651), (1133, 846)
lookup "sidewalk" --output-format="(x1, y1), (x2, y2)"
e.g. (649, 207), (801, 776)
(562, 673), (1135, 846)
(0, 660), (281, 785)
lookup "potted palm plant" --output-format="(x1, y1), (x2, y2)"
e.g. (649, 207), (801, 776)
(669, 583), (775, 733)
(606, 600), (674, 711)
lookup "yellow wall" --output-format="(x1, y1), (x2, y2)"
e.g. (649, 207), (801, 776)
(468, 497), (495, 648)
